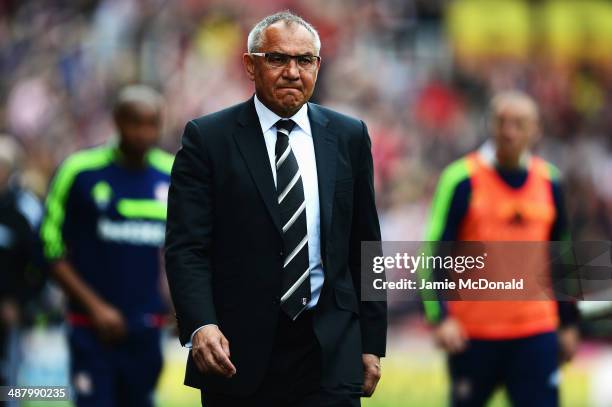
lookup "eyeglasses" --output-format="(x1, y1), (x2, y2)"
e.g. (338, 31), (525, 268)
(249, 52), (321, 70)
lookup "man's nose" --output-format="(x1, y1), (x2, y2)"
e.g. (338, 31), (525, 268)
(282, 59), (300, 79)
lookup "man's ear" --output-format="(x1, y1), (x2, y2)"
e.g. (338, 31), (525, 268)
(243, 53), (255, 81)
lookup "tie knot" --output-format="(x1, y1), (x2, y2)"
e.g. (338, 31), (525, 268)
(275, 119), (296, 135)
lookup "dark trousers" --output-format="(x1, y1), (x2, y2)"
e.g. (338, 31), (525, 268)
(202, 310), (360, 407)
(69, 326), (163, 407)
(449, 331), (559, 407)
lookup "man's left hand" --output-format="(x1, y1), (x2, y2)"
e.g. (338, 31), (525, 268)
(558, 326), (580, 363)
(362, 353), (381, 397)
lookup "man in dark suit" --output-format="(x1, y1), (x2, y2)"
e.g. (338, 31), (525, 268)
(165, 11), (387, 407)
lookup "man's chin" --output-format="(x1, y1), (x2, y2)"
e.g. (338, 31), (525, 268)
(121, 146), (151, 158)
(277, 100), (306, 115)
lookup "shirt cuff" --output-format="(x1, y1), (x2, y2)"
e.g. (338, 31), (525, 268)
(184, 324), (217, 348)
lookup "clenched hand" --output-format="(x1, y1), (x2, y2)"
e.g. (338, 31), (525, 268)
(362, 353), (381, 397)
(192, 325), (236, 378)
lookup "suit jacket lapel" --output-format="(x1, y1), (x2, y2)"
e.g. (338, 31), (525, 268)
(233, 98), (282, 235)
(308, 103), (336, 261)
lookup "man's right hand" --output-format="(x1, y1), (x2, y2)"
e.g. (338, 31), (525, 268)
(0, 299), (20, 327)
(50, 260), (127, 344)
(434, 317), (468, 354)
(90, 301), (127, 343)
(192, 325), (236, 378)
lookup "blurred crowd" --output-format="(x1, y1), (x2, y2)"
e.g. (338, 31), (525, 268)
(0, 0), (611, 403)
(0, 0), (610, 248)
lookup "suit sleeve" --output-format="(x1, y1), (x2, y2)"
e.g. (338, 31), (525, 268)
(165, 121), (218, 346)
(349, 121), (387, 357)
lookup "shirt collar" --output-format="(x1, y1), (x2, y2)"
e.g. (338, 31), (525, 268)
(253, 94), (311, 136)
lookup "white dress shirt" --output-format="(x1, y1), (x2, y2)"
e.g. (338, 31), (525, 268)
(187, 95), (325, 347)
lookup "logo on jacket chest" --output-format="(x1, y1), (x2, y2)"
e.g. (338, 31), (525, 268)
(90, 180), (168, 246)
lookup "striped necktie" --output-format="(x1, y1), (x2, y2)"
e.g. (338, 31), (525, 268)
(275, 119), (311, 320)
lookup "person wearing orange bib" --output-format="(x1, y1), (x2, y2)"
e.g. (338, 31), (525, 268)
(423, 91), (579, 407)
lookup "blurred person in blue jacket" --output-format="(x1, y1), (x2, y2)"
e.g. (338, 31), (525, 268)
(40, 85), (174, 407)
(0, 135), (44, 392)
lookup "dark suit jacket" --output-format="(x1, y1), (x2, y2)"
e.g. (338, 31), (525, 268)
(165, 97), (387, 396)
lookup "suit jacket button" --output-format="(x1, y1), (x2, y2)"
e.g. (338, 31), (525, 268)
(279, 251), (284, 258)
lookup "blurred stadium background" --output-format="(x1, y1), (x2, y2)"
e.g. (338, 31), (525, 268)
(1, 0), (612, 405)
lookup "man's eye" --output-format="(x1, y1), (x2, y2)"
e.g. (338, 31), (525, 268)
(267, 54), (287, 64)
(297, 56), (315, 66)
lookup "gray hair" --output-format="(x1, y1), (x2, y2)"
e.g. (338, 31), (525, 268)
(114, 84), (164, 114)
(247, 11), (321, 54)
